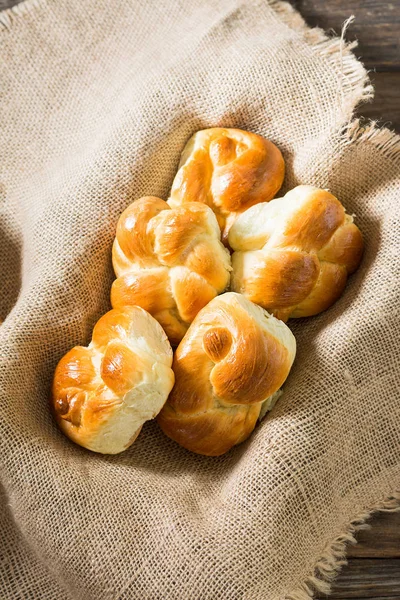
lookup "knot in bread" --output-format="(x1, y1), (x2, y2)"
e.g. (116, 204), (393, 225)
(203, 327), (232, 362)
(52, 307), (174, 454)
(168, 128), (285, 244)
(157, 292), (296, 455)
(111, 196), (231, 345)
(229, 186), (364, 321)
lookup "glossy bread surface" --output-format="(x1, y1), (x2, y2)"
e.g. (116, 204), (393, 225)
(229, 185), (364, 321)
(168, 128), (285, 243)
(111, 197), (231, 345)
(52, 307), (174, 454)
(157, 292), (296, 456)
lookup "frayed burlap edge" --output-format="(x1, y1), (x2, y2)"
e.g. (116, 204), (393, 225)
(343, 119), (400, 164)
(269, 0), (400, 166)
(285, 493), (400, 600)
(268, 0), (374, 120)
(268, 3), (400, 599)
(282, 121), (400, 598)
(0, 1), (399, 598)
(0, 0), (48, 30)
(285, 116), (400, 599)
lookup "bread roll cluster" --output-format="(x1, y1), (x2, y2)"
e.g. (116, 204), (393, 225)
(52, 128), (363, 456)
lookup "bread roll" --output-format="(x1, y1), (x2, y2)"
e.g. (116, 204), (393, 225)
(52, 306), (174, 454)
(229, 185), (364, 321)
(111, 197), (231, 345)
(168, 128), (285, 243)
(157, 292), (296, 456)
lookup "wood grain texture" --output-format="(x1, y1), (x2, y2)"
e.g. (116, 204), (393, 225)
(317, 559), (400, 599)
(360, 72), (400, 132)
(287, 2), (400, 131)
(290, 0), (400, 71)
(348, 512), (400, 558)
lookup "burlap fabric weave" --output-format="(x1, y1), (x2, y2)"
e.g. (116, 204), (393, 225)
(1, 1), (399, 598)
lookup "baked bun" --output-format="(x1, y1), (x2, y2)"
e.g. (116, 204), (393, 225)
(229, 185), (364, 321)
(157, 292), (296, 456)
(52, 307), (174, 454)
(168, 128), (285, 243)
(111, 197), (231, 345)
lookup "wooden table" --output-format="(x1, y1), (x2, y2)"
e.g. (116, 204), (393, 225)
(320, 511), (400, 599)
(2, 0), (399, 598)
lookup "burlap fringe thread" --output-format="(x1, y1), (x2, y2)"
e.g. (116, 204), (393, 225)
(286, 493), (400, 600)
(270, 0), (400, 166)
(269, 4), (400, 597)
(0, 0), (47, 30)
(269, 1), (373, 115)
(272, 3), (400, 597)
(0, 1), (399, 599)
(344, 120), (400, 163)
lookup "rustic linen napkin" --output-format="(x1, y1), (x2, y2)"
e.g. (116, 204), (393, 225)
(0, 1), (399, 598)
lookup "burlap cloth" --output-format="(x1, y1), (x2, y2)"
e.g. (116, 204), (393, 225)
(1, 0), (399, 598)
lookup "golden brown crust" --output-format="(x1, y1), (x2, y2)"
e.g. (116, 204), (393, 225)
(229, 186), (364, 320)
(168, 128), (285, 243)
(52, 307), (174, 454)
(111, 197), (231, 345)
(115, 196), (165, 265)
(157, 293), (296, 456)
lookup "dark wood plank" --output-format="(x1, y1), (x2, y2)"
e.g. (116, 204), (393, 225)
(317, 559), (400, 599)
(358, 72), (400, 132)
(348, 512), (400, 558)
(0, 0), (19, 9)
(290, 0), (400, 71)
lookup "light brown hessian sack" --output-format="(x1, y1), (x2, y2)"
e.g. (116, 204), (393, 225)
(0, 1), (399, 598)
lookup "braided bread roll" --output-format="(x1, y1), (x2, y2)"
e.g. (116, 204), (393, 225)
(52, 307), (174, 454)
(168, 128), (285, 243)
(229, 185), (364, 321)
(157, 292), (296, 456)
(111, 197), (231, 346)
